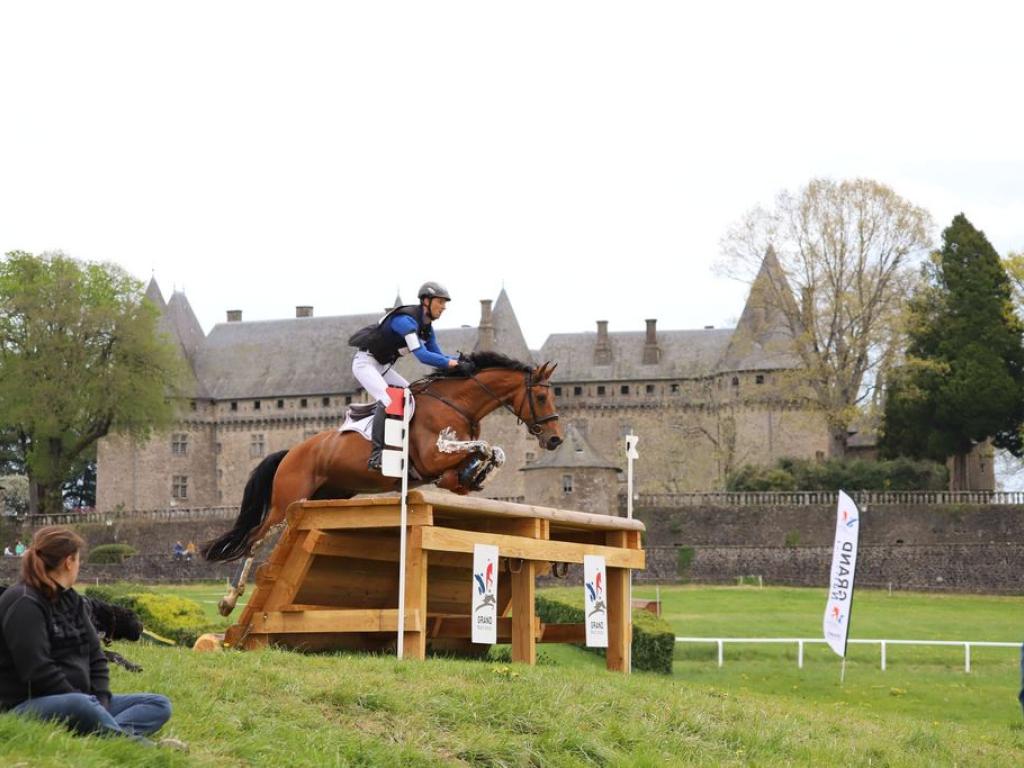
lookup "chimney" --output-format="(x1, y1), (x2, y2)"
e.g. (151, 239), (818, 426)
(643, 319), (661, 364)
(594, 320), (612, 365)
(227, 310), (242, 322)
(296, 306), (313, 318)
(477, 299), (496, 351)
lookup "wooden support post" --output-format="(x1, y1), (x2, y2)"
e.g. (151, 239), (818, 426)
(605, 531), (631, 673)
(511, 560), (536, 665)
(403, 526), (428, 660)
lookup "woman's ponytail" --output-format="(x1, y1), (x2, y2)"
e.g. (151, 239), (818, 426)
(20, 526), (85, 601)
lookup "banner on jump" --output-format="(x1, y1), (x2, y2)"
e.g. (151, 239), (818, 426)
(823, 490), (861, 657)
(472, 543), (499, 644)
(583, 555), (608, 648)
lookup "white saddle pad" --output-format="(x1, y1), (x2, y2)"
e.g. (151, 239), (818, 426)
(339, 396), (416, 440)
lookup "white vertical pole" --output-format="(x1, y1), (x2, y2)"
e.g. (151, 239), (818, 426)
(798, 640), (804, 669)
(396, 389), (412, 660)
(881, 641), (887, 671)
(964, 643), (971, 673)
(625, 433), (638, 675)
(717, 639), (724, 668)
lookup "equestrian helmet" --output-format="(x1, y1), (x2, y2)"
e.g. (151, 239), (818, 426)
(418, 282), (451, 301)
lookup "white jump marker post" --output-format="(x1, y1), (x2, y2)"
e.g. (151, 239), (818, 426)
(624, 432), (639, 674)
(381, 386), (413, 659)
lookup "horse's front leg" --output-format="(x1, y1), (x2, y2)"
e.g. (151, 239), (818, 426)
(433, 428), (506, 492)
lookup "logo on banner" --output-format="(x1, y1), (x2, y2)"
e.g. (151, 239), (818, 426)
(583, 555), (608, 648)
(472, 544), (498, 644)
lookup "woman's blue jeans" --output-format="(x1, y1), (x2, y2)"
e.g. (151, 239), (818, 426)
(13, 692), (171, 738)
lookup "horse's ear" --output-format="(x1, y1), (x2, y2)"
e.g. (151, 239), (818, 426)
(536, 361), (556, 381)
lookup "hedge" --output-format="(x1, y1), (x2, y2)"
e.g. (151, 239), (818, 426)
(726, 456), (948, 492)
(535, 594), (675, 674)
(84, 583), (214, 646)
(87, 544), (138, 564)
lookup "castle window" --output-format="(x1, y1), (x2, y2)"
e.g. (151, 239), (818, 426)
(574, 386), (582, 396)
(254, 400), (261, 410)
(215, 442), (222, 454)
(597, 385), (606, 396)
(525, 451), (536, 464)
(322, 397), (330, 407)
(755, 374), (765, 385)
(230, 401), (238, 411)
(731, 377), (739, 387)
(646, 384), (655, 394)
(300, 398), (308, 408)
(345, 396), (352, 405)
(189, 400), (197, 411)
(171, 475), (188, 500)
(250, 433), (266, 458)
(171, 433), (188, 456)
(277, 399), (285, 409)
(554, 386), (562, 396)
(562, 474), (573, 494)
(671, 383), (680, 393)
(620, 385), (629, 395)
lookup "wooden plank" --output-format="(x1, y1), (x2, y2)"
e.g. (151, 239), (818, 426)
(511, 560), (536, 664)
(292, 504), (432, 531)
(403, 526), (428, 660)
(428, 616), (542, 642)
(262, 531), (318, 612)
(539, 623), (586, 644)
(254, 608), (422, 634)
(305, 532), (399, 561)
(605, 531), (631, 674)
(420, 526), (645, 569)
(410, 490), (645, 532)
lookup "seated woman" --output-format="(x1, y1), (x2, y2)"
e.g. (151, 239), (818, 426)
(0, 526), (183, 749)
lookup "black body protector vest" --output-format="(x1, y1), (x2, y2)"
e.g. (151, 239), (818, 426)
(348, 305), (431, 365)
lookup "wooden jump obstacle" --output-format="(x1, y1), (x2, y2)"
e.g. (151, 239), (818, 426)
(224, 489), (645, 672)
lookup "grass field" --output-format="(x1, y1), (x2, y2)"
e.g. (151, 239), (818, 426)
(0, 583), (1020, 766)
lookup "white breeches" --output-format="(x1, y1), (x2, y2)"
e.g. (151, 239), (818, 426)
(352, 351), (409, 406)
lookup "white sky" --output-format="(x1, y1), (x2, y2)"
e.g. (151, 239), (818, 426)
(2, 1), (1023, 350)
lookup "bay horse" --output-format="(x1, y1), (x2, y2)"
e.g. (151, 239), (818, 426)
(202, 352), (562, 616)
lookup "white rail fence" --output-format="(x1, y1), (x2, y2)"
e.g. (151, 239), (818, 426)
(675, 636), (1021, 673)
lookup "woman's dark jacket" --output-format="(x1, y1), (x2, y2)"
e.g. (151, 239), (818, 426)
(0, 582), (110, 711)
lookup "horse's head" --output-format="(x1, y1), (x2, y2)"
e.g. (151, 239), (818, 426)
(517, 361), (563, 450)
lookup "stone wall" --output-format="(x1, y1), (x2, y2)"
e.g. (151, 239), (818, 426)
(639, 543), (1024, 594)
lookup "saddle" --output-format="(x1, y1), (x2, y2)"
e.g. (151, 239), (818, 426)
(346, 402), (377, 421)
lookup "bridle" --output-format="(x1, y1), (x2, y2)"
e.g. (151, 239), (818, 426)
(416, 368), (560, 436)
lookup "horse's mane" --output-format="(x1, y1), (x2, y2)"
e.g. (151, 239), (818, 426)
(421, 351), (533, 381)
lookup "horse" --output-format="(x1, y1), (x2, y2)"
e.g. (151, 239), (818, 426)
(202, 351), (563, 616)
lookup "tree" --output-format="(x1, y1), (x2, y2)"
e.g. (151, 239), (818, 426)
(880, 215), (1024, 489)
(719, 178), (934, 457)
(0, 251), (187, 514)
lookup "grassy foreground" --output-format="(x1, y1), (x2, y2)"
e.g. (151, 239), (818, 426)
(2, 583), (1021, 766)
(2, 643), (1022, 767)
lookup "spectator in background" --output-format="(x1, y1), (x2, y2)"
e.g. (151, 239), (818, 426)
(2, 546), (12, 557)
(184, 542), (196, 562)
(14, 541), (25, 557)
(172, 541), (184, 562)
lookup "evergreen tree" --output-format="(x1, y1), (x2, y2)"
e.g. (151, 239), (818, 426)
(881, 215), (1024, 486)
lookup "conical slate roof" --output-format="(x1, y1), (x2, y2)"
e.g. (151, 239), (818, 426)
(144, 277), (167, 310)
(520, 424), (620, 471)
(166, 291), (206, 363)
(716, 247), (803, 372)
(491, 289), (533, 363)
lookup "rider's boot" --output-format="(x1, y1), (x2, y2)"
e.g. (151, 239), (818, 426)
(367, 402), (387, 471)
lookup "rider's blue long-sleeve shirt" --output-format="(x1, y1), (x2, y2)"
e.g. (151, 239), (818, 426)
(389, 314), (454, 368)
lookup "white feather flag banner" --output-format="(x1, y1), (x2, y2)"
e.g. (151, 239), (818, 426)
(823, 490), (861, 657)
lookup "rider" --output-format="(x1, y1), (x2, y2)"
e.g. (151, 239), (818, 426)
(351, 282), (462, 470)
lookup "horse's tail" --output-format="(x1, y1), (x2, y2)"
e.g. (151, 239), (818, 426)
(201, 450), (289, 562)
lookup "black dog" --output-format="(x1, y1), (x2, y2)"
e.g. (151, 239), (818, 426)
(1, 585), (145, 672)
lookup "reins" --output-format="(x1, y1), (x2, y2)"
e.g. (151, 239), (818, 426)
(414, 368), (559, 436)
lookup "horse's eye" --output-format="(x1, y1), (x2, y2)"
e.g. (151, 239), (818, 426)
(537, 395), (547, 404)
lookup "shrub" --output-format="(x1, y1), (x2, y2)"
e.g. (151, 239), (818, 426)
(87, 544), (138, 564)
(535, 594), (675, 674)
(726, 457), (948, 492)
(676, 546), (695, 579)
(84, 584), (212, 645)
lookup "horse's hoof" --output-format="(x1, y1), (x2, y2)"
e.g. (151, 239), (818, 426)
(217, 598), (235, 617)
